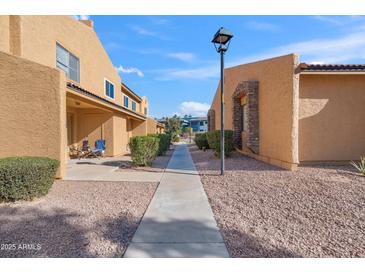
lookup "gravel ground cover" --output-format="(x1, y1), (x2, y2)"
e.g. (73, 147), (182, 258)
(189, 145), (365, 258)
(0, 181), (157, 257)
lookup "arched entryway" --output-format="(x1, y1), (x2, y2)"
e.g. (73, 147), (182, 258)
(232, 81), (259, 153)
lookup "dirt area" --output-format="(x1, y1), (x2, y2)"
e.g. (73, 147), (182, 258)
(0, 181), (157, 258)
(189, 145), (365, 258)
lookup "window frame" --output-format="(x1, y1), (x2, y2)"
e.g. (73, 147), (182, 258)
(131, 100), (137, 112)
(123, 95), (129, 108)
(56, 42), (80, 83)
(104, 78), (115, 100)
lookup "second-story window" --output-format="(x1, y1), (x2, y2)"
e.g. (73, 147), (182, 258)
(56, 43), (79, 82)
(104, 79), (114, 99)
(132, 101), (137, 112)
(123, 95), (129, 108)
(144, 107), (148, 115)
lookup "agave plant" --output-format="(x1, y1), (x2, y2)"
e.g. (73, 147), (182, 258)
(350, 156), (365, 176)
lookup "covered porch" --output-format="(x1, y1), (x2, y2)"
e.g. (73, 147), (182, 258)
(66, 84), (147, 160)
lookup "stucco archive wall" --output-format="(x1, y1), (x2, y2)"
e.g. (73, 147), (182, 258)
(210, 54), (299, 169)
(0, 51), (66, 177)
(299, 74), (365, 161)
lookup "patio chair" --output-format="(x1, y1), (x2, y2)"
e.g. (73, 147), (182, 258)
(93, 139), (106, 157)
(80, 140), (101, 159)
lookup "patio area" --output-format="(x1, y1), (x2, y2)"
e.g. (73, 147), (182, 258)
(65, 149), (173, 182)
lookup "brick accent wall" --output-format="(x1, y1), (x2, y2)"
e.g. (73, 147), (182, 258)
(207, 109), (215, 131)
(232, 81), (259, 153)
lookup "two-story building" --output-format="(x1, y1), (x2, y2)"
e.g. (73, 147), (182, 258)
(0, 15), (163, 178)
(181, 116), (208, 133)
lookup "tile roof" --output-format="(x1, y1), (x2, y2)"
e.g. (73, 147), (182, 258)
(300, 63), (365, 72)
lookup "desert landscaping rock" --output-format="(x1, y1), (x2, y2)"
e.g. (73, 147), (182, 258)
(0, 181), (157, 257)
(189, 145), (365, 258)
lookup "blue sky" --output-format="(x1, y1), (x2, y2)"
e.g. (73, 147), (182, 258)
(81, 15), (365, 118)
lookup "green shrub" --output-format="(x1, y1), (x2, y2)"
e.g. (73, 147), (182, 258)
(206, 130), (234, 158)
(350, 156), (365, 176)
(148, 133), (171, 156)
(194, 133), (209, 150)
(0, 157), (59, 202)
(172, 135), (180, 143)
(129, 136), (159, 166)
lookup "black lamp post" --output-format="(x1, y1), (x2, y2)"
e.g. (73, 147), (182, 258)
(212, 27), (233, 176)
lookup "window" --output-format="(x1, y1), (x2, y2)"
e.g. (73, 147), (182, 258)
(104, 79), (114, 99)
(200, 121), (204, 126)
(132, 101), (137, 112)
(56, 43), (79, 82)
(123, 96), (129, 108)
(144, 107), (148, 115)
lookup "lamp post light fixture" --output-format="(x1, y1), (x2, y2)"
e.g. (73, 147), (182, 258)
(211, 27), (233, 176)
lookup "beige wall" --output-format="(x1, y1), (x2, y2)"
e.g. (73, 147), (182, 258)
(121, 86), (144, 115)
(0, 51), (66, 177)
(146, 118), (160, 134)
(67, 101), (130, 157)
(0, 16), (10, 53)
(210, 54), (299, 168)
(0, 15), (153, 179)
(112, 114), (129, 155)
(299, 74), (365, 161)
(132, 120), (147, 136)
(141, 96), (148, 116)
(1, 15), (122, 106)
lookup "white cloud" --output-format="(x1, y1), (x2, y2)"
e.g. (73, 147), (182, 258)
(245, 21), (279, 31)
(130, 25), (170, 40)
(261, 30), (365, 64)
(73, 15), (90, 20)
(167, 52), (196, 62)
(312, 16), (365, 26)
(312, 16), (344, 25)
(115, 65), (144, 77)
(309, 61), (325, 65)
(154, 65), (218, 81)
(179, 101), (210, 117)
(149, 17), (170, 26)
(154, 28), (365, 81)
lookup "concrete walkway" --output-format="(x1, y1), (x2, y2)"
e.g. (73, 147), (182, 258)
(124, 144), (229, 258)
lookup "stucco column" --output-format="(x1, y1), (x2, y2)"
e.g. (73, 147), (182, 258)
(291, 54), (300, 166)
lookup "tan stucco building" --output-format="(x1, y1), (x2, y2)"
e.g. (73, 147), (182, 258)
(209, 54), (365, 170)
(0, 15), (164, 178)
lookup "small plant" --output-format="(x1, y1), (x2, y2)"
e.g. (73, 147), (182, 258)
(350, 156), (365, 176)
(194, 133), (209, 150)
(0, 157), (59, 202)
(206, 130), (234, 158)
(148, 133), (171, 156)
(172, 135), (180, 143)
(129, 136), (159, 166)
